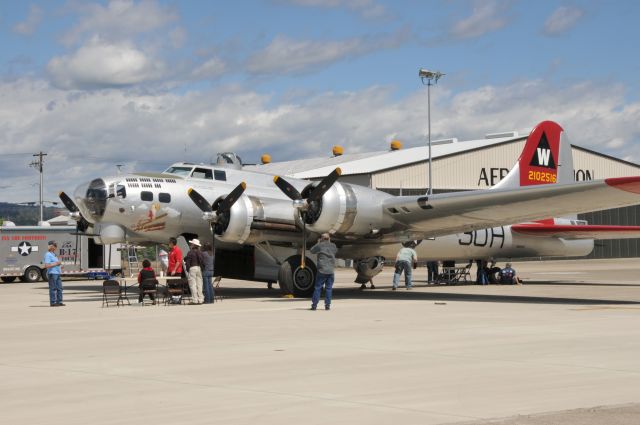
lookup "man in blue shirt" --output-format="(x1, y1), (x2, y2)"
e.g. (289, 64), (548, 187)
(310, 233), (338, 311)
(43, 240), (64, 306)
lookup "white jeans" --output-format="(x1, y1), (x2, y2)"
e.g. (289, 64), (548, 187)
(188, 266), (204, 303)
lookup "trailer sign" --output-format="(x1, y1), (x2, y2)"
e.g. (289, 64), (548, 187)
(1, 224), (122, 283)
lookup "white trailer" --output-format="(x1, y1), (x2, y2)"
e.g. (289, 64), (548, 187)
(0, 223), (122, 283)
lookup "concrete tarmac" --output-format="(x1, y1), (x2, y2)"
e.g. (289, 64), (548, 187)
(1, 258), (640, 425)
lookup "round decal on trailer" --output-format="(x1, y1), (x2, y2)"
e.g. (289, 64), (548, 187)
(11, 241), (39, 256)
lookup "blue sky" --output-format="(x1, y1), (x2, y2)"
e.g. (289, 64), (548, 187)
(1, 0), (639, 204)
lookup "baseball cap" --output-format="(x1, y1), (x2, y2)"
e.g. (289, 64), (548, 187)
(48, 240), (57, 246)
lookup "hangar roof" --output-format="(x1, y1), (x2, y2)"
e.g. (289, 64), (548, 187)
(245, 135), (524, 178)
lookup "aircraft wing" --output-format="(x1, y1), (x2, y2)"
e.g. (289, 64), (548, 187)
(383, 177), (640, 238)
(511, 223), (640, 240)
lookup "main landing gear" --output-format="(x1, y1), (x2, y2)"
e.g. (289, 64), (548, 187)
(277, 255), (317, 298)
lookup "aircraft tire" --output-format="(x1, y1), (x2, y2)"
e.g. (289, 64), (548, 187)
(23, 266), (42, 283)
(41, 268), (48, 282)
(1, 277), (16, 283)
(278, 256), (317, 298)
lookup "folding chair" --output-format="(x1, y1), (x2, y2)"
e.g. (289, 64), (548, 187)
(213, 276), (223, 302)
(140, 278), (159, 306)
(165, 278), (188, 305)
(102, 280), (129, 307)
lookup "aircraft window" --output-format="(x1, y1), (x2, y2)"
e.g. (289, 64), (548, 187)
(141, 191), (153, 201)
(191, 168), (213, 180)
(116, 185), (126, 199)
(387, 208), (399, 214)
(159, 193), (171, 203)
(214, 170), (226, 181)
(164, 166), (192, 177)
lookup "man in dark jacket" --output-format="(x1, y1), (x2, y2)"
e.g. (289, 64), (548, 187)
(310, 233), (338, 311)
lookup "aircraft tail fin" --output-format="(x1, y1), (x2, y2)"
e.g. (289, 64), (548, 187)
(492, 120), (573, 190)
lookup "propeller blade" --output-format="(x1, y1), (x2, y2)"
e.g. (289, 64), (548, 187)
(59, 191), (79, 212)
(217, 182), (247, 214)
(273, 176), (302, 201)
(59, 191), (90, 232)
(307, 168), (342, 203)
(301, 219), (307, 269)
(188, 188), (213, 213)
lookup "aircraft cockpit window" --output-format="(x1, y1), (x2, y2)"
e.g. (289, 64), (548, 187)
(141, 191), (153, 201)
(159, 193), (171, 203)
(191, 168), (213, 180)
(116, 184), (126, 199)
(164, 166), (192, 177)
(214, 170), (226, 181)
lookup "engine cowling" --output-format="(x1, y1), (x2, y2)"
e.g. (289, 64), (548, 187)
(303, 182), (357, 234)
(353, 256), (385, 284)
(214, 193), (254, 244)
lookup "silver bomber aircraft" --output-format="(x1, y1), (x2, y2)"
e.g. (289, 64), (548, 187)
(59, 121), (640, 296)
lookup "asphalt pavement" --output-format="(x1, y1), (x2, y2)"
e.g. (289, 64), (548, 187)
(1, 258), (639, 425)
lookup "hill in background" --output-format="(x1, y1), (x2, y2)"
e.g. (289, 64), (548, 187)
(0, 203), (65, 225)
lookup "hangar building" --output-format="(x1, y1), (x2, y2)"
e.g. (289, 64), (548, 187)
(247, 130), (640, 258)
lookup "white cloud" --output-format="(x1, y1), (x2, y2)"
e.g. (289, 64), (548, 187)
(12, 4), (44, 35)
(450, 0), (510, 40)
(169, 27), (187, 48)
(282, 0), (388, 19)
(47, 37), (165, 89)
(247, 32), (406, 75)
(543, 6), (585, 36)
(0, 77), (639, 204)
(191, 57), (227, 80)
(61, 0), (177, 45)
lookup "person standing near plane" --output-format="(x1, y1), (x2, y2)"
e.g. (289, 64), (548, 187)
(167, 237), (183, 277)
(310, 233), (338, 311)
(427, 260), (439, 283)
(393, 242), (418, 290)
(43, 240), (64, 307)
(185, 239), (205, 304)
(201, 242), (215, 304)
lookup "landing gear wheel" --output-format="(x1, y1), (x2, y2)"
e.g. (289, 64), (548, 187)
(278, 255), (317, 297)
(23, 266), (42, 283)
(41, 269), (48, 282)
(1, 277), (16, 283)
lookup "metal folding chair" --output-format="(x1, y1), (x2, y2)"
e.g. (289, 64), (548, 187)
(102, 279), (129, 307)
(140, 278), (159, 306)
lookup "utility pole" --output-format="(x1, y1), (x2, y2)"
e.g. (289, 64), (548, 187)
(29, 151), (47, 223)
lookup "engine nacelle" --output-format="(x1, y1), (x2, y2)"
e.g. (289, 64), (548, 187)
(216, 194), (254, 244)
(305, 182), (357, 234)
(303, 182), (394, 237)
(353, 256), (385, 284)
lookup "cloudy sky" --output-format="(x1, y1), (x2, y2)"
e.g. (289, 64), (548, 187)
(1, 0), (639, 204)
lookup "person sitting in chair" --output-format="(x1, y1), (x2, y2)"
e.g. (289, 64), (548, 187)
(499, 262), (521, 285)
(138, 259), (157, 304)
(485, 259), (502, 284)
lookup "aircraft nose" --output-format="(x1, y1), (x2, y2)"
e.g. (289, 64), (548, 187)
(74, 178), (108, 222)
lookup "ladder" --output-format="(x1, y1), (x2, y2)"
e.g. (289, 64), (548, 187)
(126, 245), (140, 277)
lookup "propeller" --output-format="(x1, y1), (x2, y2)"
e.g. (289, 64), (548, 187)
(273, 168), (342, 268)
(59, 191), (91, 265)
(187, 182), (247, 277)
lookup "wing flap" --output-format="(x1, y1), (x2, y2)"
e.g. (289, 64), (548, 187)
(383, 177), (640, 238)
(511, 224), (640, 240)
